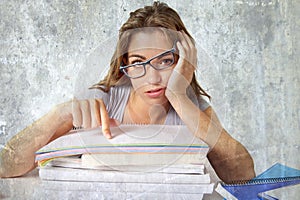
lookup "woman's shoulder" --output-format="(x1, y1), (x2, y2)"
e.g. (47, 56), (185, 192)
(107, 82), (131, 100)
(75, 81), (131, 99)
(76, 87), (108, 100)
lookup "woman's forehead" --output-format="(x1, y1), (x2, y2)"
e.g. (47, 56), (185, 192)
(127, 31), (174, 53)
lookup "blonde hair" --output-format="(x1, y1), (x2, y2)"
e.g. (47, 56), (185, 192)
(91, 1), (210, 99)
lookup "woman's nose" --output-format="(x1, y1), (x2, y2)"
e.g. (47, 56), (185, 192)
(145, 65), (162, 84)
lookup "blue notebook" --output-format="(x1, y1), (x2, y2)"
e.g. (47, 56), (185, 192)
(218, 163), (300, 200)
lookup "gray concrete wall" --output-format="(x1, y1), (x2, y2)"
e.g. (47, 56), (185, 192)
(1, 0), (299, 198)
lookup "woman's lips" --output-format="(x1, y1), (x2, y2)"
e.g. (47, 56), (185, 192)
(145, 88), (165, 98)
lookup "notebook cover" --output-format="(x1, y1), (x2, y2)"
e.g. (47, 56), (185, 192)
(220, 163), (300, 200)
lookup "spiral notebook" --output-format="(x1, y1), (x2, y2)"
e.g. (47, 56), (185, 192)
(216, 163), (300, 200)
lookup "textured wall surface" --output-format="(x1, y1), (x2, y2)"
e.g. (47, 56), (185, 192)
(0, 0), (299, 198)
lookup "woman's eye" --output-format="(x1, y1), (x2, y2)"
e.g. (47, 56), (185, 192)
(160, 59), (173, 65)
(131, 60), (143, 64)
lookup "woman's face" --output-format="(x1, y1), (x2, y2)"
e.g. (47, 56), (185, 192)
(126, 31), (176, 105)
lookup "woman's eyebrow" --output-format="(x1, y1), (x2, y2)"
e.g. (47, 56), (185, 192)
(128, 54), (146, 60)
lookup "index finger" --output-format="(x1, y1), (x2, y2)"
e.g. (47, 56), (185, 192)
(98, 99), (112, 139)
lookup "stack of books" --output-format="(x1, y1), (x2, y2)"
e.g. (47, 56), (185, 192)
(36, 125), (214, 199)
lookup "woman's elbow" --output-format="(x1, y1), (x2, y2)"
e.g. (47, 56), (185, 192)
(0, 148), (36, 178)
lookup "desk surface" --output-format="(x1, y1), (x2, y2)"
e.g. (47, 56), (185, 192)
(1, 168), (299, 199)
(0, 169), (42, 199)
(0, 169), (223, 200)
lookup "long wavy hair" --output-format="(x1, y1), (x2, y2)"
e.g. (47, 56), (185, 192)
(91, 1), (210, 99)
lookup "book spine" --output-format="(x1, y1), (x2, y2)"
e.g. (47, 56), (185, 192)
(40, 189), (204, 200)
(41, 180), (214, 194)
(48, 158), (205, 174)
(39, 167), (211, 184)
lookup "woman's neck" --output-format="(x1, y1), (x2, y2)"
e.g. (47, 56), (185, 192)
(124, 90), (170, 124)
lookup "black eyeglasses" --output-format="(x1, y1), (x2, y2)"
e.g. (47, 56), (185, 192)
(120, 42), (176, 79)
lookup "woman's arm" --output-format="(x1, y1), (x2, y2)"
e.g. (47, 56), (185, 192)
(166, 93), (255, 183)
(0, 99), (113, 178)
(0, 105), (72, 178)
(204, 107), (255, 182)
(166, 31), (255, 183)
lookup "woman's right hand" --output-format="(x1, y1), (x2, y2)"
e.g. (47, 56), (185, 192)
(55, 98), (118, 139)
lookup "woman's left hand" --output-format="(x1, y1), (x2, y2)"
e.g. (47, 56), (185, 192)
(166, 31), (197, 98)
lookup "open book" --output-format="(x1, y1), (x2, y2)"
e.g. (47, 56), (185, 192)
(36, 125), (209, 169)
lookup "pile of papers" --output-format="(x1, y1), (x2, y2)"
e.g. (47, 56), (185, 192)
(36, 125), (214, 199)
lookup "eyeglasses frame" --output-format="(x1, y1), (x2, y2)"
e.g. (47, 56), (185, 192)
(120, 42), (177, 79)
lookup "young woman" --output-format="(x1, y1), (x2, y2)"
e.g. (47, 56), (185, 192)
(0, 2), (255, 183)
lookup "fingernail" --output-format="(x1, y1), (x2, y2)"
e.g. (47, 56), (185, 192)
(104, 131), (112, 139)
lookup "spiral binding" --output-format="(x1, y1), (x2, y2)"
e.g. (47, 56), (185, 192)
(221, 176), (300, 186)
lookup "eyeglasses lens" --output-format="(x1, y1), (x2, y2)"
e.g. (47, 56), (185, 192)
(124, 51), (175, 78)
